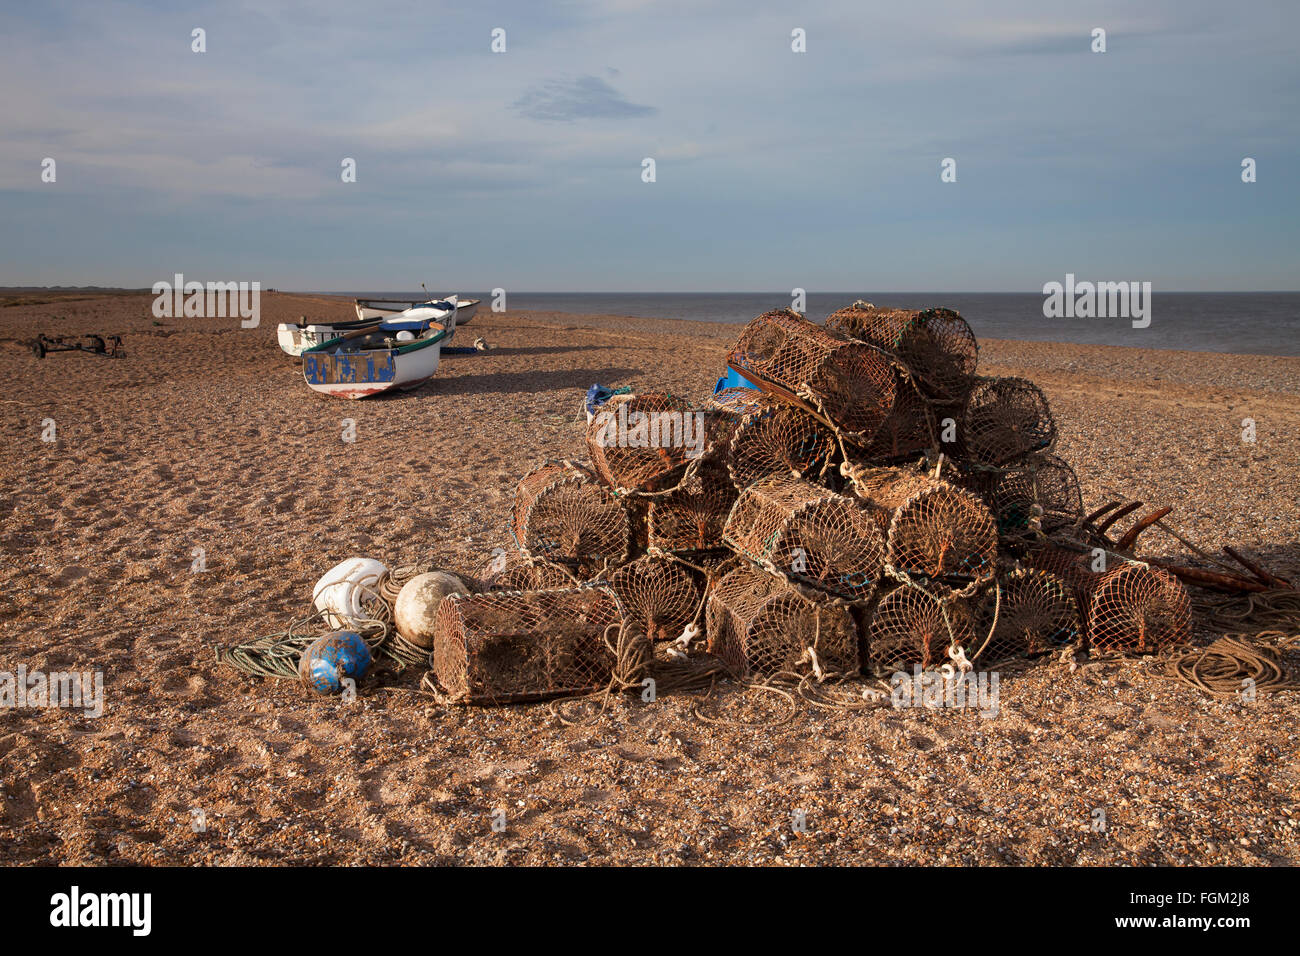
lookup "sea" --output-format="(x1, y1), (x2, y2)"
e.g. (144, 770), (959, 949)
(327, 292), (1300, 356)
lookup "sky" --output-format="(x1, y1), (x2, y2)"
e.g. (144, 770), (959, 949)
(1, 0), (1297, 291)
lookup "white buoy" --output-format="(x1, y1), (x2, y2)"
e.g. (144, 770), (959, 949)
(395, 572), (469, 648)
(313, 557), (388, 628)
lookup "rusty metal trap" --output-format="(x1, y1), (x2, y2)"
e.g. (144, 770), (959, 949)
(725, 397), (836, 493)
(847, 467), (998, 598)
(645, 461), (737, 558)
(973, 568), (1081, 664)
(510, 460), (631, 577)
(962, 376), (1057, 467)
(722, 475), (886, 603)
(432, 585), (624, 704)
(604, 555), (704, 642)
(475, 549), (578, 592)
(705, 563), (859, 680)
(725, 309), (898, 445)
(864, 585), (975, 677)
(986, 453), (1084, 536)
(586, 391), (720, 494)
(825, 303), (978, 403)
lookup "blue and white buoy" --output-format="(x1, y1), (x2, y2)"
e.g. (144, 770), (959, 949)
(299, 630), (372, 695)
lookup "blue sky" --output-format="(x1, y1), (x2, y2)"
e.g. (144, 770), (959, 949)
(1, 0), (1297, 291)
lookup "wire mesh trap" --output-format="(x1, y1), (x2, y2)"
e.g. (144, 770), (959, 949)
(962, 377), (1057, 467)
(726, 400), (836, 493)
(605, 555), (704, 642)
(645, 461), (737, 557)
(432, 585), (623, 704)
(705, 563), (859, 680)
(986, 454), (1084, 536)
(475, 549), (578, 592)
(865, 586), (975, 677)
(854, 367), (939, 461)
(726, 309), (898, 444)
(825, 303), (978, 403)
(586, 391), (702, 493)
(510, 460), (631, 577)
(974, 568), (1081, 664)
(848, 467), (998, 597)
(1089, 563), (1191, 654)
(723, 475), (886, 603)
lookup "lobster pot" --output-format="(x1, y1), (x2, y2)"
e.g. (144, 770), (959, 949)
(1024, 547), (1192, 653)
(727, 400), (836, 493)
(826, 304), (978, 403)
(646, 462), (737, 557)
(962, 377), (1057, 467)
(975, 568), (1081, 664)
(708, 386), (771, 417)
(726, 309), (898, 444)
(865, 586), (975, 677)
(476, 549), (578, 592)
(432, 586), (621, 704)
(987, 454), (1083, 535)
(706, 564), (858, 679)
(586, 392), (704, 493)
(1089, 563), (1190, 654)
(722, 475), (885, 603)
(856, 368), (938, 461)
(510, 461), (630, 577)
(850, 467), (998, 597)
(606, 556), (703, 642)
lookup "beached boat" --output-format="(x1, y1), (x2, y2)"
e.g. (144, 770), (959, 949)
(355, 296), (479, 326)
(280, 298), (459, 357)
(301, 318), (453, 399)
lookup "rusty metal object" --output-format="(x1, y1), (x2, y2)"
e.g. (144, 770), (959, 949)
(1114, 506), (1173, 552)
(33, 333), (124, 358)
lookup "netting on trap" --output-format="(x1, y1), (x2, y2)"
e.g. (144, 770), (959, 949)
(826, 303), (979, 403)
(606, 555), (704, 642)
(962, 377), (1057, 467)
(854, 367), (938, 461)
(432, 586), (622, 704)
(974, 568), (1081, 664)
(987, 454), (1083, 535)
(645, 461), (737, 556)
(848, 467), (998, 597)
(726, 309), (898, 444)
(865, 586), (975, 677)
(1089, 563), (1191, 654)
(722, 475), (885, 603)
(510, 460), (631, 577)
(476, 549), (579, 592)
(705, 563), (859, 680)
(708, 386), (771, 417)
(727, 401), (836, 493)
(586, 392), (715, 494)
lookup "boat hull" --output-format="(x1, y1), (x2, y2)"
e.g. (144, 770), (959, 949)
(302, 340), (443, 399)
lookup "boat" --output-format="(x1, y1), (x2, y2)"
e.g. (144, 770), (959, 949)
(279, 297), (459, 357)
(355, 296), (480, 326)
(301, 317), (454, 399)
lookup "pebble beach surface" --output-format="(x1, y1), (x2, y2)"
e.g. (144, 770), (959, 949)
(2, 292), (1297, 865)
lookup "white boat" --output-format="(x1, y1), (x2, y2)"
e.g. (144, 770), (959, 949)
(355, 296), (479, 326)
(301, 318), (454, 399)
(279, 297), (459, 357)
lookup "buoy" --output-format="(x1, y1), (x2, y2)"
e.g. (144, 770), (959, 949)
(299, 630), (372, 695)
(312, 557), (387, 628)
(394, 571), (470, 648)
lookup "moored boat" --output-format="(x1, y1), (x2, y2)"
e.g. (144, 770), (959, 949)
(301, 319), (453, 399)
(281, 297), (459, 357)
(355, 296), (479, 326)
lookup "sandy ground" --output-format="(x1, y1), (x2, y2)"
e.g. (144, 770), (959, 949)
(1, 291), (1298, 866)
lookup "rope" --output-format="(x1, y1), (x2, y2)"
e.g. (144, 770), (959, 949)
(1162, 632), (1299, 698)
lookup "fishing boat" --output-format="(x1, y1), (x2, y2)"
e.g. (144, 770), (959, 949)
(279, 297), (459, 357)
(355, 296), (479, 326)
(301, 317), (454, 399)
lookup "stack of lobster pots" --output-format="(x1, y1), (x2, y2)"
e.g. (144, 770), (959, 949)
(428, 303), (1193, 704)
